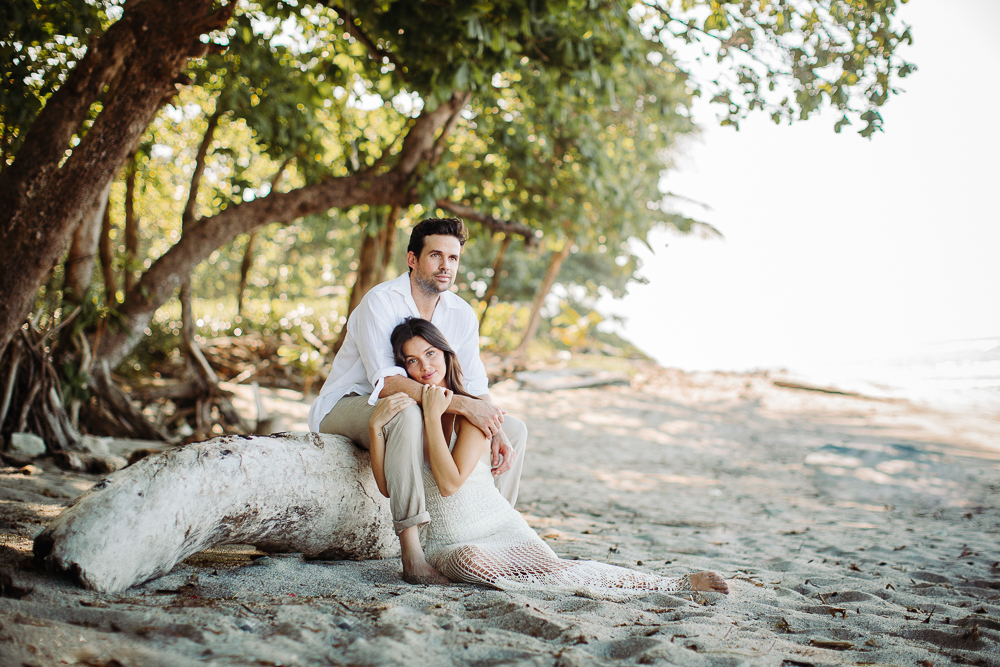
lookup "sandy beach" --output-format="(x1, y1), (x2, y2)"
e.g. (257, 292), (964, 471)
(1, 362), (998, 666)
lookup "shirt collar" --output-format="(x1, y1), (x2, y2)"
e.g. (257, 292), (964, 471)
(389, 272), (461, 310)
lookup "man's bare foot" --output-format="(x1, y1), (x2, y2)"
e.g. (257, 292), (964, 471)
(401, 561), (450, 586)
(688, 571), (730, 594)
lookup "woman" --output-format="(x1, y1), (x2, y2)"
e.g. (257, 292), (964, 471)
(369, 318), (729, 596)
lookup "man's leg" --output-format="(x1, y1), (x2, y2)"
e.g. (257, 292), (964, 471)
(493, 415), (527, 507)
(319, 397), (445, 584)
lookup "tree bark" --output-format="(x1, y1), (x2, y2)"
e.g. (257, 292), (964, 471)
(63, 183), (112, 302)
(99, 192), (117, 306)
(123, 157), (139, 295)
(0, 0), (234, 357)
(510, 241), (572, 365)
(34, 432), (397, 594)
(94, 92), (472, 370)
(179, 107), (222, 364)
(377, 205), (401, 283)
(333, 213), (382, 356)
(479, 234), (512, 329)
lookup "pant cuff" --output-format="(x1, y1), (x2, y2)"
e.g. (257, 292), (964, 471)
(393, 511), (430, 535)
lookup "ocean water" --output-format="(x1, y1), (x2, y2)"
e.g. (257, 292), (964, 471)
(781, 336), (1000, 414)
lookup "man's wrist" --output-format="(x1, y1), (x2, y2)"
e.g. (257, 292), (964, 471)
(448, 394), (469, 416)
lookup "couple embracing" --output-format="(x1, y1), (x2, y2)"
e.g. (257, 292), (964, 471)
(308, 218), (728, 595)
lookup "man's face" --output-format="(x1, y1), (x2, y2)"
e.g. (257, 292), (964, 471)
(408, 234), (462, 295)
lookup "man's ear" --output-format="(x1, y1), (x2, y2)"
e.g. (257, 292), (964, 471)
(406, 250), (418, 270)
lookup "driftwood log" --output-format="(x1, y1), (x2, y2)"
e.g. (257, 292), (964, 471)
(33, 432), (397, 594)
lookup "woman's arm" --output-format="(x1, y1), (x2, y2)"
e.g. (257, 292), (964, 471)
(368, 392), (416, 497)
(422, 385), (488, 497)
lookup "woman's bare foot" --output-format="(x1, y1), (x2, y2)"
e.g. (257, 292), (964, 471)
(688, 571), (730, 594)
(401, 560), (450, 585)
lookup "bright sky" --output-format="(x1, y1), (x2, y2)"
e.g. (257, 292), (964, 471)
(600, 0), (1000, 383)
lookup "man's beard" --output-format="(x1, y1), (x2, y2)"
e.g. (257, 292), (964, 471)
(414, 271), (452, 295)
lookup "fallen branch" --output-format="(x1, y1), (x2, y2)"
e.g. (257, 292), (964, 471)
(34, 432), (397, 594)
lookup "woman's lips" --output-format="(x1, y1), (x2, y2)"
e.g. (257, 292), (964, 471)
(422, 370), (436, 381)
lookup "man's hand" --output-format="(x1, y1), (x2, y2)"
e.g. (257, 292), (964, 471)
(458, 397), (504, 439)
(490, 428), (515, 477)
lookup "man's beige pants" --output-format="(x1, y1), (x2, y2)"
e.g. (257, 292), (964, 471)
(319, 394), (527, 534)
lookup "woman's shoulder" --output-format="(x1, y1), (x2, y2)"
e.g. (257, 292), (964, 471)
(453, 414), (486, 440)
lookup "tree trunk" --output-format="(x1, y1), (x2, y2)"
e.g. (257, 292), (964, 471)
(123, 158), (140, 294)
(99, 193), (117, 306)
(479, 234), (512, 330)
(333, 206), (403, 355)
(0, 0), (235, 358)
(34, 432), (397, 594)
(333, 217), (380, 356)
(376, 205), (401, 283)
(178, 107), (222, 373)
(238, 159), (290, 318)
(63, 183), (113, 302)
(510, 241), (572, 365)
(237, 232), (257, 319)
(94, 92), (472, 370)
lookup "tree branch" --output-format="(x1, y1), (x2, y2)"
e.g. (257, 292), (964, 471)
(95, 94), (470, 368)
(327, 3), (409, 83)
(434, 200), (538, 245)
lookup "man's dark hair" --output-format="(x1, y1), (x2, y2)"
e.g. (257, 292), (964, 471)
(407, 217), (468, 258)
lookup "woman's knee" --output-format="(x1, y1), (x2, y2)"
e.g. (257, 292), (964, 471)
(384, 403), (424, 441)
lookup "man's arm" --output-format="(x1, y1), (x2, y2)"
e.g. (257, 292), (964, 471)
(381, 376), (504, 438)
(478, 391), (515, 476)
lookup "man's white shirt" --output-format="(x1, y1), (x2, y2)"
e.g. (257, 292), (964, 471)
(307, 273), (489, 432)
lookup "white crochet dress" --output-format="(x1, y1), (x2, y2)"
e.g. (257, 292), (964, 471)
(420, 458), (693, 596)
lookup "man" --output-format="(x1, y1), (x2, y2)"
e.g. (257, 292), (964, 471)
(307, 217), (528, 584)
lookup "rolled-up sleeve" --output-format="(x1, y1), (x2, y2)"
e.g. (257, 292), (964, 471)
(352, 292), (407, 405)
(455, 308), (489, 396)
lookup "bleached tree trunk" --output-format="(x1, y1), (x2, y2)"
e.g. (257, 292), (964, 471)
(34, 432), (397, 594)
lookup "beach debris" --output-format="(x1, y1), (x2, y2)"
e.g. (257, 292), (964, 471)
(7, 432), (46, 457)
(33, 432), (397, 593)
(19, 464), (42, 476)
(808, 638), (853, 650)
(514, 369), (630, 392)
(772, 380), (863, 398)
(88, 454), (128, 474)
(54, 450), (85, 471)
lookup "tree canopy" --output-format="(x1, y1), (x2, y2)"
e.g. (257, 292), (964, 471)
(0, 0), (914, 445)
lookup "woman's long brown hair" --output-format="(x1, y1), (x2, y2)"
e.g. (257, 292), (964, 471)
(390, 318), (478, 400)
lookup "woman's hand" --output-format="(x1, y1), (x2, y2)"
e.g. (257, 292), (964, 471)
(370, 392), (415, 432)
(422, 384), (453, 419)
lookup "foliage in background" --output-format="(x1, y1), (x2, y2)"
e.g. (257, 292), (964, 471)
(0, 0), (915, 443)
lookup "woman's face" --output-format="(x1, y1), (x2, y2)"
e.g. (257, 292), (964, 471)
(400, 336), (447, 386)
